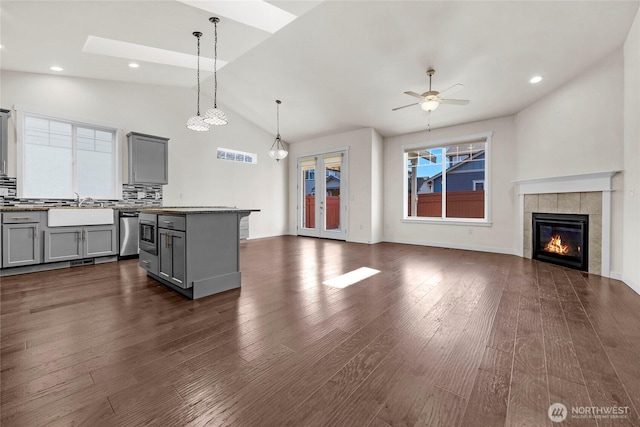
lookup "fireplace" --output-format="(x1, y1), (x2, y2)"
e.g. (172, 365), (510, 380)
(532, 212), (589, 271)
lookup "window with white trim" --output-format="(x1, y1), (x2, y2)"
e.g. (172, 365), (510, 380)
(404, 134), (489, 221)
(18, 112), (121, 200)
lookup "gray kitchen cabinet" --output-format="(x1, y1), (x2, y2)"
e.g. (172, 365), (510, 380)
(44, 224), (117, 263)
(2, 212), (43, 268)
(44, 227), (83, 262)
(84, 226), (118, 258)
(141, 209), (258, 299)
(158, 229), (186, 288)
(127, 132), (169, 185)
(139, 250), (159, 276)
(0, 108), (10, 176)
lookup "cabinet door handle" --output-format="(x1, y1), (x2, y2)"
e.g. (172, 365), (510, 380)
(34, 225), (39, 239)
(76, 231), (80, 242)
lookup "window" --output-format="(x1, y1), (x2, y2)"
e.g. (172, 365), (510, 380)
(17, 112), (121, 199)
(404, 133), (490, 222)
(473, 180), (485, 191)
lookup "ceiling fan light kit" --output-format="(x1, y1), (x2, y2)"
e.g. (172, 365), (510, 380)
(186, 31), (210, 132)
(393, 68), (469, 114)
(203, 17), (228, 126)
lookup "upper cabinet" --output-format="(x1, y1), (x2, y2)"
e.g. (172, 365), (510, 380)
(0, 108), (11, 176)
(127, 132), (169, 185)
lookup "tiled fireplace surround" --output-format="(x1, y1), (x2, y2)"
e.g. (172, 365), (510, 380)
(516, 171), (617, 277)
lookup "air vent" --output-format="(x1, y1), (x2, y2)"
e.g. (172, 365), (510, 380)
(70, 259), (95, 267)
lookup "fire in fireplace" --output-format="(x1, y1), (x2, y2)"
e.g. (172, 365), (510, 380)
(532, 212), (589, 271)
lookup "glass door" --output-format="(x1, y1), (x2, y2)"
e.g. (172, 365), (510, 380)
(298, 152), (347, 240)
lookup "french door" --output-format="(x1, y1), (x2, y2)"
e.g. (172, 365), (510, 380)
(298, 151), (347, 240)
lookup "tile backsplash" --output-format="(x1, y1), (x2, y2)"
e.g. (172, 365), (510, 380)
(0, 176), (162, 207)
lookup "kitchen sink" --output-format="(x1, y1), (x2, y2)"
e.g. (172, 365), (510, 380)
(48, 208), (115, 227)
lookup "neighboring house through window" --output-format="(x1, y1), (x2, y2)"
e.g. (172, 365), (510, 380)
(404, 132), (491, 222)
(16, 110), (122, 200)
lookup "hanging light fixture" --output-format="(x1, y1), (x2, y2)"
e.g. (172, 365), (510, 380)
(204, 17), (228, 126)
(186, 31), (209, 132)
(268, 100), (288, 161)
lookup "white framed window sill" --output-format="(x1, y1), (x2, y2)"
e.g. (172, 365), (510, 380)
(402, 217), (493, 227)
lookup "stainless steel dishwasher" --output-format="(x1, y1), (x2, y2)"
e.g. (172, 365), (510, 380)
(119, 211), (139, 258)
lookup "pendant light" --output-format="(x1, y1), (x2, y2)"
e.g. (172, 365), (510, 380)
(204, 17), (228, 126)
(268, 100), (288, 161)
(186, 31), (209, 132)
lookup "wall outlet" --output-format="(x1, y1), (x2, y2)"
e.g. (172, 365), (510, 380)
(0, 188), (9, 197)
(468, 228), (473, 234)
(137, 191), (146, 199)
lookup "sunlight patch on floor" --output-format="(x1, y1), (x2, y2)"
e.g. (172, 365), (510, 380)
(323, 267), (381, 289)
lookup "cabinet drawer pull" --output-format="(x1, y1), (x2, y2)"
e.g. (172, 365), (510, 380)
(162, 221), (174, 224)
(142, 260), (150, 265)
(10, 217), (31, 220)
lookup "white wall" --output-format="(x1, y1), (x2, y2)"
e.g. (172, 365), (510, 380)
(623, 9), (640, 293)
(515, 50), (624, 179)
(383, 116), (518, 254)
(0, 71), (287, 238)
(287, 127), (382, 243)
(514, 49), (625, 276)
(371, 129), (384, 243)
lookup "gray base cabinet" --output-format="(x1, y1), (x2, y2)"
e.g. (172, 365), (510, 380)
(144, 211), (254, 299)
(2, 223), (41, 267)
(2, 211), (43, 268)
(159, 229), (186, 288)
(44, 225), (117, 263)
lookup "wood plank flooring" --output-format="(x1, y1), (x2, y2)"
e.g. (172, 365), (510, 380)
(2, 236), (640, 426)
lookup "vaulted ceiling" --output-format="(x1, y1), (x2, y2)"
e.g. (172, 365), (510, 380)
(1, 1), (638, 142)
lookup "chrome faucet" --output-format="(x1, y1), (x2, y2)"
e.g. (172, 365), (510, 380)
(79, 197), (94, 207)
(74, 192), (94, 207)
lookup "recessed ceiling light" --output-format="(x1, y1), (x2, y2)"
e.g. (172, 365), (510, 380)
(177, 0), (297, 33)
(128, 63), (140, 68)
(529, 75), (543, 84)
(83, 36), (226, 71)
(50, 66), (64, 72)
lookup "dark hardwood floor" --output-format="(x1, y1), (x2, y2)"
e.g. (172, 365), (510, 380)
(2, 236), (640, 426)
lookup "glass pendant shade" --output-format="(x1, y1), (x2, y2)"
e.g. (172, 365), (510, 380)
(268, 100), (288, 161)
(268, 135), (288, 161)
(421, 99), (440, 112)
(187, 115), (210, 131)
(187, 31), (209, 132)
(206, 17), (228, 126)
(204, 108), (228, 125)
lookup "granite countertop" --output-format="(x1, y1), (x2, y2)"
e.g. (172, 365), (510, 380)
(0, 205), (260, 213)
(143, 207), (260, 214)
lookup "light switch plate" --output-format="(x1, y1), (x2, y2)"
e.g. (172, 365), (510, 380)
(0, 188), (9, 197)
(137, 191), (146, 199)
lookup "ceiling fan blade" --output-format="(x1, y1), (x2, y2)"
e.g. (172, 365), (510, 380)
(392, 102), (419, 111)
(439, 98), (470, 105)
(403, 91), (422, 99)
(438, 83), (464, 97)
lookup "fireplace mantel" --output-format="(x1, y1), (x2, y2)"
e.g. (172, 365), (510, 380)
(514, 171), (619, 195)
(515, 170), (619, 278)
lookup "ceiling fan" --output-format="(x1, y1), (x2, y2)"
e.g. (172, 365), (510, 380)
(392, 69), (469, 112)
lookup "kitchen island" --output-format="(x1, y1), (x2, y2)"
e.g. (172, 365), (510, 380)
(138, 207), (259, 299)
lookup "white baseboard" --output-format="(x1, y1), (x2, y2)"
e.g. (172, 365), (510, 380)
(383, 238), (517, 256)
(609, 270), (623, 281)
(620, 274), (640, 295)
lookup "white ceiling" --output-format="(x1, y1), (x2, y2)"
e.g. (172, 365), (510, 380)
(1, 1), (638, 142)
